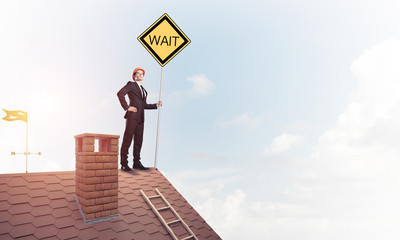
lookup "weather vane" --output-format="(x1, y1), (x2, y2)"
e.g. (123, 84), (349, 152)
(3, 109), (41, 173)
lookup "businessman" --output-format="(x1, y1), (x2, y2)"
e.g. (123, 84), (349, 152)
(117, 67), (162, 171)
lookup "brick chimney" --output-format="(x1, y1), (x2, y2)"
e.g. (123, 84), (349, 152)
(74, 133), (120, 223)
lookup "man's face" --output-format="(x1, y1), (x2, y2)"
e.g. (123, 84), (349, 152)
(134, 70), (144, 81)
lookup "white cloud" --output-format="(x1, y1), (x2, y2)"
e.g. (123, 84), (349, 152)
(311, 38), (400, 178)
(170, 167), (238, 180)
(187, 74), (215, 97)
(195, 189), (333, 240)
(189, 152), (226, 161)
(216, 113), (267, 132)
(283, 119), (315, 133)
(196, 189), (248, 232)
(263, 133), (304, 154)
(183, 39), (400, 240)
(285, 39), (400, 239)
(165, 168), (241, 199)
(166, 74), (215, 104)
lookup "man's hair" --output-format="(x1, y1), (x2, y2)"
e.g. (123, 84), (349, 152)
(134, 70), (143, 76)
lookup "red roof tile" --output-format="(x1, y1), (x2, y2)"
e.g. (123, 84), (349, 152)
(8, 186), (29, 195)
(0, 221), (12, 234)
(121, 213), (138, 225)
(40, 236), (58, 240)
(7, 177), (28, 187)
(26, 181), (46, 190)
(30, 196), (51, 207)
(110, 219), (129, 233)
(160, 208), (177, 223)
(0, 234), (13, 240)
(8, 194), (30, 204)
(0, 169), (221, 239)
(54, 216), (76, 228)
(114, 229), (135, 239)
(119, 186), (131, 194)
(118, 198), (130, 207)
(0, 177), (11, 184)
(51, 207), (71, 218)
(92, 221), (112, 232)
(23, 175), (46, 182)
(0, 211), (12, 223)
(8, 203), (32, 215)
(43, 175), (60, 184)
(28, 188), (48, 198)
(49, 198), (69, 209)
(143, 222), (160, 234)
(139, 214), (155, 225)
(60, 179), (75, 186)
(62, 185), (75, 194)
(47, 191), (67, 200)
(78, 227), (97, 239)
(124, 192), (137, 201)
(74, 218), (91, 231)
(30, 205), (52, 217)
(128, 221), (145, 234)
(45, 183), (63, 191)
(170, 221), (191, 238)
(0, 192), (9, 201)
(0, 201), (11, 211)
(132, 206), (148, 217)
(9, 213), (34, 226)
(98, 228), (115, 240)
(32, 214), (56, 227)
(57, 226), (79, 239)
(70, 209), (82, 220)
(9, 223), (35, 238)
(33, 225), (58, 239)
(119, 205), (134, 215)
(131, 230), (149, 240)
(150, 197), (167, 209)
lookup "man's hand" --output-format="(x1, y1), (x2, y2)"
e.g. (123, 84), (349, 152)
(157, 101), (163, 107)
(128, 106), (137, 112)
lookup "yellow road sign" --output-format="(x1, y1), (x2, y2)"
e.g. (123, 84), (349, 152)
(138, 13), (191, 67)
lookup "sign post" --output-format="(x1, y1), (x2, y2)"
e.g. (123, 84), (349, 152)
(138, 13), (190, 169)
(154, 67), (164, 169)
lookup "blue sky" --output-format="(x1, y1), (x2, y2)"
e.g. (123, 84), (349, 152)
(2, 0), (400, 239)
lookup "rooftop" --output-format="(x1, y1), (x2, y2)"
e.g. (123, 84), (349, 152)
(0, 168), (221, 240)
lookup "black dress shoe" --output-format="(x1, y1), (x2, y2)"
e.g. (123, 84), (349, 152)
(133, 162), (149, 170)
(121, 165), (132, 171)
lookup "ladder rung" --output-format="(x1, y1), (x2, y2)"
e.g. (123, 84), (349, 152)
(181, 236), (195, 240)
(167, 219), (181, 225)
(142, 188), (198, 240)
(157, 206), (170, 211)
(148, 195), (161, 199)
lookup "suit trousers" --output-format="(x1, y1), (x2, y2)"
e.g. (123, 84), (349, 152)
(120, 118), (144, 166)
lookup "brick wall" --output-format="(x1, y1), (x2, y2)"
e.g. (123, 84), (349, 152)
(75, 133), (119, 220)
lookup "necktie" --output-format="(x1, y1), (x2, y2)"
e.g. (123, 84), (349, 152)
(140, 85), (146, 98)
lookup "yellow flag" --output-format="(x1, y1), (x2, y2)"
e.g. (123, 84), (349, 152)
(2, 109), (27, 122)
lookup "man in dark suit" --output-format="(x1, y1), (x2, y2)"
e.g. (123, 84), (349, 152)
(117, 67), (162, 171)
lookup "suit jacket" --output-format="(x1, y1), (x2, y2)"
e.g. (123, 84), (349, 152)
(117, 81), (157, 122)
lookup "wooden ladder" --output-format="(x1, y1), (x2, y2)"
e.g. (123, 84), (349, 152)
(140, 188), (198, 240)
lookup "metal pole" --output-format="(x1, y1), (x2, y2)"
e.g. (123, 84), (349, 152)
(26, 114), (28, 173)
(154, 67), (164, 169)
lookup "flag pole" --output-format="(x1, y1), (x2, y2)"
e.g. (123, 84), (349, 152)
(26, 114), (28, 173)
(154, 66), (164, 169)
